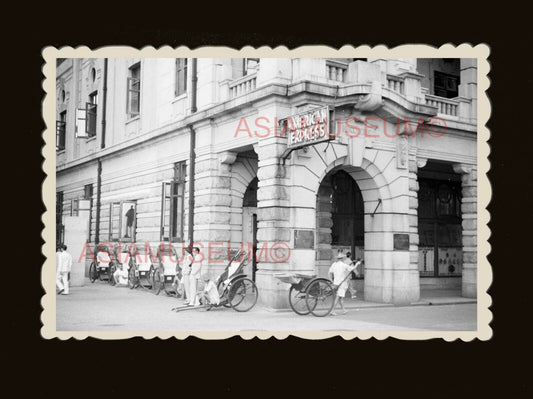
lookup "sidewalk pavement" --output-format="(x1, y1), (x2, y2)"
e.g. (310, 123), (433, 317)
(54, 279), (478, 333)
(270, 288), (476, 312)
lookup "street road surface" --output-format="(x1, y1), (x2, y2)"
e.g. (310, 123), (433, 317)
(55, 280), (477, 333)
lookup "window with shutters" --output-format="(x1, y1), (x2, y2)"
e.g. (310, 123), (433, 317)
(127, 63), (141, 118)
(86, 91), (98, 137)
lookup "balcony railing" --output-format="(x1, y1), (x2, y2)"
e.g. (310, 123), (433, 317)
(387, 75), (405, 95)
(229, 73), (257, 98)
(326, 61), (347, 82)
(425, 94), (459, 117)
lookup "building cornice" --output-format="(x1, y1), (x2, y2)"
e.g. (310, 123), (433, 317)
(56, 79), (477, 174)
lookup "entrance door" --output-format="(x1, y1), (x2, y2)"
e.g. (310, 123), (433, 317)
(418, 178), (462, 277)
(242, 206), (257, 281)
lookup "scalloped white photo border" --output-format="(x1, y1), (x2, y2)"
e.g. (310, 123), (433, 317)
(41, 44), (491, 340)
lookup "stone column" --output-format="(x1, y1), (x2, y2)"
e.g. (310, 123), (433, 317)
(192, 122), (233, 279)
(255, 132), (291, 309)
(458, 59), (477, 122)
(453, 164), (477, 298)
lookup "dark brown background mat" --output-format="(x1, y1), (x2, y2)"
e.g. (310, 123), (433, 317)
(8, 3), (531, 397)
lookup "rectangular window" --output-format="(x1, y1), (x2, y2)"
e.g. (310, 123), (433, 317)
(175, 58), (188, 96)
(434, 71), (459, 99)
(56, 111), (66, 151)
(86, 91), (98, 137)
(109, 201), (137, 242)
(70, 198), (79, 217)
(84, 184), (93, 200)
(127, 63), (141, 118)
(232, 58), (260, 79)
(161, 162), (186, 242)
(244, 58), (259, 76)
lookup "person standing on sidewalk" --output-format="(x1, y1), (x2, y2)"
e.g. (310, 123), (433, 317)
(329, 252), (361, 315)
(181, 248), (192, 305)
(56, 244), (72, 295)
(189, 247), (203, 307)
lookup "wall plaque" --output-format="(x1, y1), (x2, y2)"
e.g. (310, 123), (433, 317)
(294, 230), (315, 249)
(393, 233), (410, 251)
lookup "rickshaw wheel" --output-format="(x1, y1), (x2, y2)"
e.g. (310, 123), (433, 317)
(228, 277), (258, 312)
(128, 265), (137, 289)
(289, 285), (310, 315)
(305, 278), (335, 317)
(108, 263), (116, 286)
(153, 268), (162, 295)
(147, 266), (155, 290)
(89, 262), (97, 283)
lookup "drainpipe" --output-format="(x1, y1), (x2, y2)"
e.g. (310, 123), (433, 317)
(101, 58), (108, 149)
(95, 158), (102, 245)
(188, 58), (198, 249)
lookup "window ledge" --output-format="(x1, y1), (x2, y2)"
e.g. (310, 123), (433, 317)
(172, 93), (187, 104)
(86, 136), (97, 143)
(126, 115), (140, 124)
(56, 149), (66, 155)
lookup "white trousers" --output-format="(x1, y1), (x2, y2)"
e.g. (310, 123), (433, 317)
(189, 277), (200, 306)
(182, 274), (191, 303)
(56, 272), (69, 294)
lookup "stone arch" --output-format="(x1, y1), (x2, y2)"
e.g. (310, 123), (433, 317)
(228, 152), (258, 247)
(311, 149), (416, 304)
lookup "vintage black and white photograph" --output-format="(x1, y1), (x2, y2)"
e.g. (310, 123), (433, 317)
(43, 45), (491, 339)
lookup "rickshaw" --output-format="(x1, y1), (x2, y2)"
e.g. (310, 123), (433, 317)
(274, 273), (336, 317)
(172, 249), (258, 312)
(88, 245), (117, 285)
(153, 244), (183, 297)
(127, 245), (155, 290)
(275, 258), (362, 317)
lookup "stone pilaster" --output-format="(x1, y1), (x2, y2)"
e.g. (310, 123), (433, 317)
(458, 59), (477, 123)
(192, 151), (233, 277)
(255, 135), (291, 309)
(454, 163), (477, 298)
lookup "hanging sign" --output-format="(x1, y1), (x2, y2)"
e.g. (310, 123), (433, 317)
(280, 106), (334, 150)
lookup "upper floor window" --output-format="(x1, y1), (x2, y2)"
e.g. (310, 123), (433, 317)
(56, 111), (67, 151)
(127, 63), (141, 118)
(232, 58), (259, 79)
(244, 58), (259, 76)
(84, 184), (93, 200)
(175, 58), (188, 97)
(434, 70), (459, 99)
(161, 161), (186, 242)
(87, 91), (98, 137)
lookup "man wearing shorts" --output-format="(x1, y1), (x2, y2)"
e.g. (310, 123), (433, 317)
(329, 252), (361, 315)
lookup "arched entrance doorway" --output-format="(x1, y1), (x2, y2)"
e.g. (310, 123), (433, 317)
(316, 169), (364, 286)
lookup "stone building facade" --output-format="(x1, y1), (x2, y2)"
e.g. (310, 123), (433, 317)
(56, 56), (478, 308)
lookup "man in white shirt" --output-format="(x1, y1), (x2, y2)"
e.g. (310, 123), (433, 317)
(328, 252), (361, 315)
(56, 244), (72, 295)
